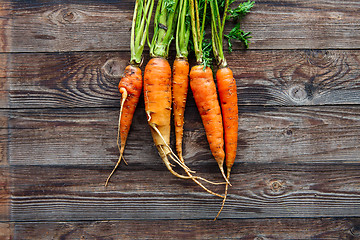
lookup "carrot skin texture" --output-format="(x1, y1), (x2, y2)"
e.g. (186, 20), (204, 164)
(190, 65), (225, 170)
(144, 57), (172, 152)
(172, 58), (190, 161)
(118, 65), (143, 151)
(216, 67), (238, 171)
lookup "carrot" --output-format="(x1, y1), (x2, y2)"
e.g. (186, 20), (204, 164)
(217, 67), (238, 174)
(172, 0), (191, 162)
(210, 0), (253, 219)
(214, 67), (238, 219)
(105, 65), (142, 186)
(105, 0), (154, 186)
(188, 0), (229, 184)
(172, 58), (189, 162)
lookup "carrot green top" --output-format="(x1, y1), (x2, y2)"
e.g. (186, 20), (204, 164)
(150, 0), (179, 58)
(175, 0), (191, 59)
(189, 0), (207, 64)
(210, 0), (254, 68)
(130, 0), (155, 65)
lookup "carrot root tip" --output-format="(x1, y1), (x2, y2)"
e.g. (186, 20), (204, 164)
(219, 163), (231, 186)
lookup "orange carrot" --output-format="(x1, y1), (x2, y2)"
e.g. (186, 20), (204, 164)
(172, 58), (189, 162)
(214, 66), (238, 219)
(190, 65), (229, 183)
(105, 0), (154, 186)
(144, 57), (172, 159)
(217, 67), (238, 175)
(105, 65), (142, 186)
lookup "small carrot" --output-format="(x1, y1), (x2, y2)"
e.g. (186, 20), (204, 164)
(214, 67), (238, 219)
(172, 58), (189, 162)
(105, 0), (154, 186)
(211, 0), (253, 219)
(172, 0), (191, 162)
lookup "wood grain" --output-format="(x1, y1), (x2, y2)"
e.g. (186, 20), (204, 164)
(5, 105), (360, 166)
(1, 0), (359, 52)
(2, 50), (360, 109)
(8, 164), (360, 220)
(12, 218), (360, 239)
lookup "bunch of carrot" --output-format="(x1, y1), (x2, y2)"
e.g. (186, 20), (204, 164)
(105, 0), (254, 218)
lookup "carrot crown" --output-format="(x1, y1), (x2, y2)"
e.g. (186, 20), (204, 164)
(150, 0), (179, 58)
(130, 0), (155, 65)
(189, 0), (207, 64)
(209, 0), (228, 68)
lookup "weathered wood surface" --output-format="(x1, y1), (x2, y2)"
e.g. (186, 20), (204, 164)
(2, 0), (360, 239)
(1, 50), (360, 109)
(6, 163), (360, 220)
(11, 218), (360, 239)
(0, 0), (359, 52)
(4, 105), (360, 166)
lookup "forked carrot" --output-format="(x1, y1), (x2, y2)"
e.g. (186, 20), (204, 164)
(105, 0), (154, 186)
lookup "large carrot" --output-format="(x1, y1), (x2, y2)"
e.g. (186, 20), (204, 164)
(105, 0), (154, 186)
(188, 0), (229, 184)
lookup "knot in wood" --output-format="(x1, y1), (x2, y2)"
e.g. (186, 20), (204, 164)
(253, 236), (265, 240)
(265, 179), (287, 196)
(62, 10), (76, 23)
(270, 180), (282, 191)
(288, 85), (308, 103)
(102, 58), (124, 79)
(52, 7), (80, 25)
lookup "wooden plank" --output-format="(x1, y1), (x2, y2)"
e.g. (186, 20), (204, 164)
(0, 113), (10, 224)
(9, 164), (360, 220)
(12, 218), (360, 239)
(3, 50), (360, 109)
(1, 0), (359, 52)
(6, 105), (360, 166)
(1, 1), (134, 53)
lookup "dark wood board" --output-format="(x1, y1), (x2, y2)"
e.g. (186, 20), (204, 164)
(7, 164), (360, 221)
(2, 50), (360, 109)
(4, 105), (360, 166)
(11, 218), (360, 239)
(0, 0), (359, 52)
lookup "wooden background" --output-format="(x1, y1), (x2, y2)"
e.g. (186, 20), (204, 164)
(1, 0), (360, 239)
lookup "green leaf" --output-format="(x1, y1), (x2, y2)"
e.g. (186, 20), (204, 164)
(227, 0), (254, 20)
(225, 22), (252, 49)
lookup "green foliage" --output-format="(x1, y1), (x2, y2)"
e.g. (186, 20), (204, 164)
(165, 0), (177, 12)
(202, 38), (214, 69)
(225, 23), (252, 51)
(225, 0), (254, 51)
(227, 0), (254, 20)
